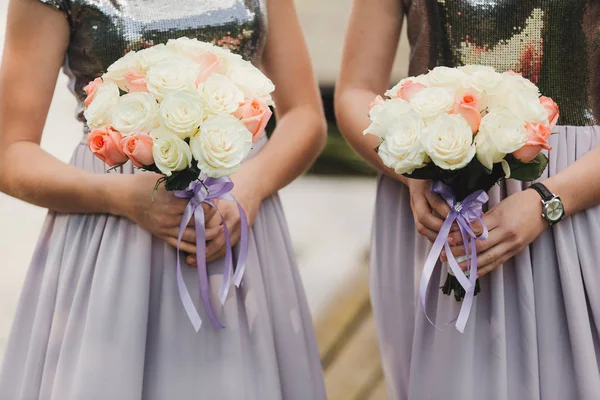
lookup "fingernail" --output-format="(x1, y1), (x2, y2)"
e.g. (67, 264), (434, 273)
(447, 237), (454, 245)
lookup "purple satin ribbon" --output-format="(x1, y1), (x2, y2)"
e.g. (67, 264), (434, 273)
(174, 176), (249, 331)
(418, 181), (489, 333)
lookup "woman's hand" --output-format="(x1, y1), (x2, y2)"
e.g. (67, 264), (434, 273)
(115, 173), (216, 255)
(408, 179), (452, 242)
(185, 184), (262, 265)
(443, 188), (548, 277)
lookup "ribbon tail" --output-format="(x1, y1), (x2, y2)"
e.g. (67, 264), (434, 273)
(177, 204), (202, 332)
(419, 213), (457, 329)
(455, 235), (479, 333)
(233, 202), (249, 288)
(216, 207), (234, 306)
(195, 207), (224, 329)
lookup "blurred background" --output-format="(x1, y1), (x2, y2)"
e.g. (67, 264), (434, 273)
(0, 1), (410, 398)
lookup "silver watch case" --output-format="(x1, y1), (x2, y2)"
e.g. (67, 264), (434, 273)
(542, 196), (565, 224)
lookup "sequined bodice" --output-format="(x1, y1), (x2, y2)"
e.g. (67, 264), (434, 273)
(42, 0), (267, 123)
(404, 0), (600, 126)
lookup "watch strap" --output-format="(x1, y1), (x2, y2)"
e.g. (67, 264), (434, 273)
(530, 182), (554, 202)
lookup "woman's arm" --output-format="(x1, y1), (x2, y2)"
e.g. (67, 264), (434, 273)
(231, 0), (327, 201)
(334, 0), (407, 184)
(0, 0), (126, 214)
(201, 0), (327, 262)
(0, 0), (201, 254)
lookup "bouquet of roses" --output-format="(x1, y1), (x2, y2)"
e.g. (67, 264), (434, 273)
(365, 65), (559, 332)
(83, 37), (275, 331)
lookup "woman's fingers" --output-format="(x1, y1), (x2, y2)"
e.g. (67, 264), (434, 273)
(205, 225), (223, 241)
(163, 236), (196, 254)
(413, 198), (445, 232)
(425, 191), (450, 219)
(475, 242), (515, 277)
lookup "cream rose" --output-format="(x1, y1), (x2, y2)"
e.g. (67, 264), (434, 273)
(103, 51), (141, 90)
(159, 91), (205, 139)
(364, 98), (413, 138)
(112, 92), (158, 135)
(377, 113), (429, 175)
(426, 66), (470, 90)
(507, 91), (548, 124)
(200, 74), (245, 115)
(137, 44), (177, 74)
(146, 57), (199, 101)
(475, 109), (528, 170)
(166, 37), (213, 58)
(422, 113), (476, 170)
(189, 115), (252, 178)
(150, 127), (193, 176)
(409, 87), (455, 120)
(227, 61), (275, 104)
(84, 81), (120, 129)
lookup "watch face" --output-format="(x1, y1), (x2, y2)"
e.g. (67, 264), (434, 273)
(545, 198), (565, 222)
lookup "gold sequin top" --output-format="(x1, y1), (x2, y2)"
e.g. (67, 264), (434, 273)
(39, 0), (267, 123)
(403, 0), (600, 126)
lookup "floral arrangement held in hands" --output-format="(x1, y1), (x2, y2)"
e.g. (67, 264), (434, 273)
(365, 65), (559, 332)
(84, 36), (274, 190)
(83, 37), (275, 331)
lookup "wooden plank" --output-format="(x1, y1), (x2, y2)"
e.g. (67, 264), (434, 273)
(368, 379), (388, 400)
(323, 313), (382, 400)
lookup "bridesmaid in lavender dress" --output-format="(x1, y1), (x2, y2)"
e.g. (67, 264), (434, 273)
(0, 0), (327, 399)
(336, 0), (600, 399)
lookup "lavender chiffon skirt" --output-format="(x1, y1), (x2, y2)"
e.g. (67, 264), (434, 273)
(0, 136), (326, 400)
(371, 125), (600, 400)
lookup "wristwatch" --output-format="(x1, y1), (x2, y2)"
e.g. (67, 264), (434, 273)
(529, 183), (565, 226)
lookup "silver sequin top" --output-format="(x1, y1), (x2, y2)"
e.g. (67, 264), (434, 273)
(39, 0), (268, 123)
(403, 0), (600, 126)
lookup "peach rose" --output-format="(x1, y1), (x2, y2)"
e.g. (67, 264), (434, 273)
(123, 72), (148, 93)
(121, 132), (154, 168)
(233, 98), (272, 142)
(512, 121), (552, 162)
(453, 93), (481, 134)
(83, 77), (104, 108)
(195, 52), (220, 86)
(369, 95), (385, 110)
(539, 96), (559, 129)
(87, 126), (128, 166)
(397, 80), (426, 101)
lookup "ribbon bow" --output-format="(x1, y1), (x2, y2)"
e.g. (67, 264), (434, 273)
(174, 176), (249, 331)
(418, 181), (489, 333)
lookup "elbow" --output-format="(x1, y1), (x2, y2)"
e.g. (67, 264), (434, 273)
(313, 111), (327, 155)
(333, 85), (351, 140)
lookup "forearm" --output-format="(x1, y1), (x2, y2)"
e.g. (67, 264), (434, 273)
(0, 141), (127, 215)
(544, 145), (600, 216)
(233, 105), (326, 200)
(335, 87), (408, 184)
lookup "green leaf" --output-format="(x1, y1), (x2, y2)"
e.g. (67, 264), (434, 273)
(506, 153), (549, 182)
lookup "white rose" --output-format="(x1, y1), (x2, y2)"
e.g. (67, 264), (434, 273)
(209, 46), (244, 75)
(227, 61), (275, 104)
(409, 87), (455, 120)
(385, 75), (430, 98)
(137, 44), (177, 73)
(364, 98), (414, 138)
(159, 91), (205, 139)
(84, 81), (120, 129)
(426, 66), (470, 90)
(150, 127), (193, 176)
(200, 74), (245, 115)
(166, 37), (214, 58)
(103, 51), (141, 90)
(475, 108), (528, 170)
(422, 113), (476, 170)
(377, 113), (429, 175)
(112, 92), (158, 135)
(146, 57), (200, 101)
(457, 65), (496, 75)
(189, 115), (252, 178)
(506, 91), (548, 124)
